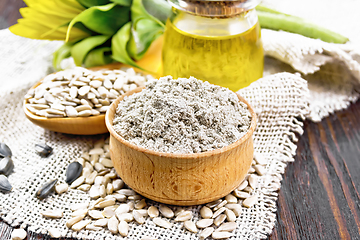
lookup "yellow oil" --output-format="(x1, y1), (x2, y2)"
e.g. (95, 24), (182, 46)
(162, 17), (264, 91)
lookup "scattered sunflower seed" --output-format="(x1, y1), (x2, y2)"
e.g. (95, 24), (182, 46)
(36, 179), (57, 200)
(184, 220), (198, 233)
(35, 143), (53, 157)
(0, 143), (12, 158)
(11, 228), (27, 240)
(0, 157), (14, 176)
(48, 228), (61, 238)
(66, 161), (83, 184)
(199, 227), (214, 240)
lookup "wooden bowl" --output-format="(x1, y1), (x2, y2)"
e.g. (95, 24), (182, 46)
(23, 63), (152, 135)
(105, 87), (257, 206)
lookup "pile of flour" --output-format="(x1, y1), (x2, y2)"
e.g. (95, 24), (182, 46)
(113, 76), (252, 154)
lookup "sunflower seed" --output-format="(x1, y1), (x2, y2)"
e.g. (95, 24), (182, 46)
(196, 219), (214, 229)
(89, 185), (101, 199)
(67, 163), (83, 181)
(225, 208), (236, 222)
(148, 206), (159, 218)
(106, 182), (114, 194)
(184, 220), (198, 233)
(116, 212), (134, 222)
(152, 217), (172, 229)
(212, 231), (233, 239)
(248, 174), (259, 189)
(212, 207), (226, 219)
(70, 202), (89, 211)
(206, 199), (222, 209)
(237, 180), (248, 191)
(233, 190), (251, 199)
(93, 218), (108, 227)
(108, 216), (119, 234)
(77, 184), (91, 191)
(71, 208), (88, 218)
(95, 198), (115, 209)
(41, 209), (63, 219)
(89, 210), (104, 219)
(0, 157), (14, 176)
(133, 210), (146, 224)
(213, 200), (227, 211)
(117, 189), (136, 196)
(225, 194), (237, 204)
(128, 194), (142, 201)
(99, 185), (106, 198)
(66, 215), (85, 228)
(70, 176), (85, 189)
(254, 165), (266, 176)
(253, 152), (267, 165)
(36, 179), (57, 200)
(115, 204), (130, 216)
(217, 222), (237, 232)
(112, 193), (126, 202)
(0, 143), (11, 158)
(35, 143), (52, 157)
(11, 228), (27, 240)
(99, 158), (113, 168)
(72, 219), (91, 231)
(89, 147), (104, 155)
(159, 205), (174, 218)
(200, 206), (213, 219)
(118, 220), (129, 237)
(224, 204), (242, 217)
(55, 183), (68, 194)
(85, 224), (102, 231)
(174, 211), (192, 222)
(48, 228), (61, 238)
(94, 162), (105, 172)
(135, 199), (146, 209)
(199, 227), (214, 240)
(102, 207), (116, 218)
(214, 214), (226, 226)
(242, 195), (258, 208)
(112, 179), (124, 191)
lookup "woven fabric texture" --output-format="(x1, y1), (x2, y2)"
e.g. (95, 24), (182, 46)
(262, 29), (360, 122)
(0, 29), (312, 239)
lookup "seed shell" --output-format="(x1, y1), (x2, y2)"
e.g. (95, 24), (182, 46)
(35, 143), (53, 157)
(0, 175), (12, 193)
(0, 157), (14, 176)
(66, 161), (83, 184)
(36, 179), (57, 200)
(0, 143), (11, 158)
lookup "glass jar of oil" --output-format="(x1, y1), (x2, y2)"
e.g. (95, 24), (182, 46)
(162, 0), (263, 91)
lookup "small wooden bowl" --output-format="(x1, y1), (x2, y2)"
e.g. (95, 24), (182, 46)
(23, 63), (150, 135)
(105, 87), (257, 206)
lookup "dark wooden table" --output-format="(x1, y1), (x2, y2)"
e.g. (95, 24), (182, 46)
(1, 1), (360, 240)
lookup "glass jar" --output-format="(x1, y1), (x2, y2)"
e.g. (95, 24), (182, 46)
(162, 0), (264, 91)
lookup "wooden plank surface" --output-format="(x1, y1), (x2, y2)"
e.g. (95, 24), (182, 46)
(1, 1), (360, 240)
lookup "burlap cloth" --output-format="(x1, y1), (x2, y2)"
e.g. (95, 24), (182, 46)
(1, 2), (360, 237)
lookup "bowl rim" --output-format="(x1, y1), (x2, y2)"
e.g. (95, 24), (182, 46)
(105, 86), (257, 159)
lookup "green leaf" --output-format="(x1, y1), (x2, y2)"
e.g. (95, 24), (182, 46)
(76, 0), (111, 8)
(110, 0), (132, 6)
(71, 35), (111, 66)
(127, 18), (163, 60)
(131, 0), (164, 27)
(53, 41), (77, 70)
(66, 3), (130, 41)
(84, 47), (113, 67)
(142, 0), (171, 24)
(111, 22), (144, 69)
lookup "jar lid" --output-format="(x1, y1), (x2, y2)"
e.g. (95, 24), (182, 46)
(168, 0), (261, 17)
